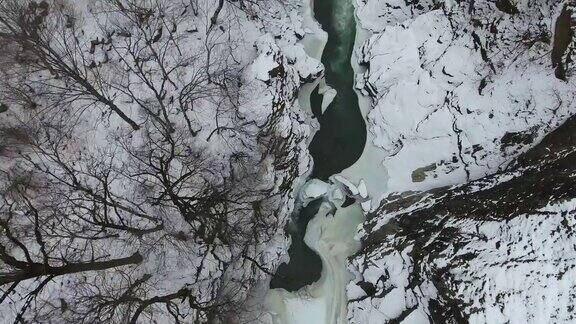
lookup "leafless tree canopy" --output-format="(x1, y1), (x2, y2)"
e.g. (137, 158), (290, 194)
(0, 0), (298, 322)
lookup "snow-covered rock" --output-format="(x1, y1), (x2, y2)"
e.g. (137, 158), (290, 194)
(356, 0), (576, 196)
(349, 114), (576, 323)
(349, 0), (576, 323)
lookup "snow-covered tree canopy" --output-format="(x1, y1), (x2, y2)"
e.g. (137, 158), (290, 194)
(0, 0), (314, 322)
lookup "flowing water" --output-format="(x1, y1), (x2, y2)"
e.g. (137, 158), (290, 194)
(270, 0), (366, 294)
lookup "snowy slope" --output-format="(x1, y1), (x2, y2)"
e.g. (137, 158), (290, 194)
(348, 0), (576, 323)
(356, 0), (576, 195)
(349, 114), (576, 323)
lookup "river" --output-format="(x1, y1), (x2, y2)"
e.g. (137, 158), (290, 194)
(263, 0), (378, 322)
(269, 0), (366, 293)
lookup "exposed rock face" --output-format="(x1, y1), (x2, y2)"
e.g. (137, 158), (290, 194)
(350, 114), (576, 323)
(348, 0), (576, 323)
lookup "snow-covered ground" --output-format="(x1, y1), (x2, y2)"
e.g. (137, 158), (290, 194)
(3, 0), (574, 322)
(356, 0), (576, 195)
(267, 0), (576, 322)
(0, 0), (323, 322)
(347, 0), (576, 323)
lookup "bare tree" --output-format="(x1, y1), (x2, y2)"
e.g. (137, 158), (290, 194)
(0, 0), (141, 130)
(0, 0), (297, 322)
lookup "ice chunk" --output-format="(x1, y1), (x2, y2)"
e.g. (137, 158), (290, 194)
(332, 175), (359, 196)
(358, 179), (368, 198)
(303, 179), (329, 200)
(331, 188), (345, 201)
(320, 86), (337, 114)
(361, 200), (371, 212)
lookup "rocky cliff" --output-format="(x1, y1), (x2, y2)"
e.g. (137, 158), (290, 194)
(348, 0), (576, 322)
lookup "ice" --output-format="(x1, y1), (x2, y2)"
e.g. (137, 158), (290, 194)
(266, 199), (364, 324)
(360, 200), (371, 212)
(332, 175), (359, 196)
(404, 308), (431, 324)
(357, 180), (367, 198)
(336, 5), (390, 209)
(302, 179), (330, 200)
(320, 85), (337, 114)
(264, 0), (393, 322)
(331, 187), (345, 202)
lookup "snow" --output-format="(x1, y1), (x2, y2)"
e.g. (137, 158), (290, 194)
(356, 0), (576, 197)
(320, 85), (338, 114)
(2, 0), (572, 321)
(267, 198), (365, 324)
(347, 0), (576, 323)
(331, 187), (345, 202)
(357, 179), (368, 198)
(337, 0), (390, 209)
(332, 175), (360, 196)
(0, 0), (320, 322)
(295, 0), (328, 118)
(302, 179), (330, 200)
(360, 200), (371, 212)
(252, 49), (282, 82)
